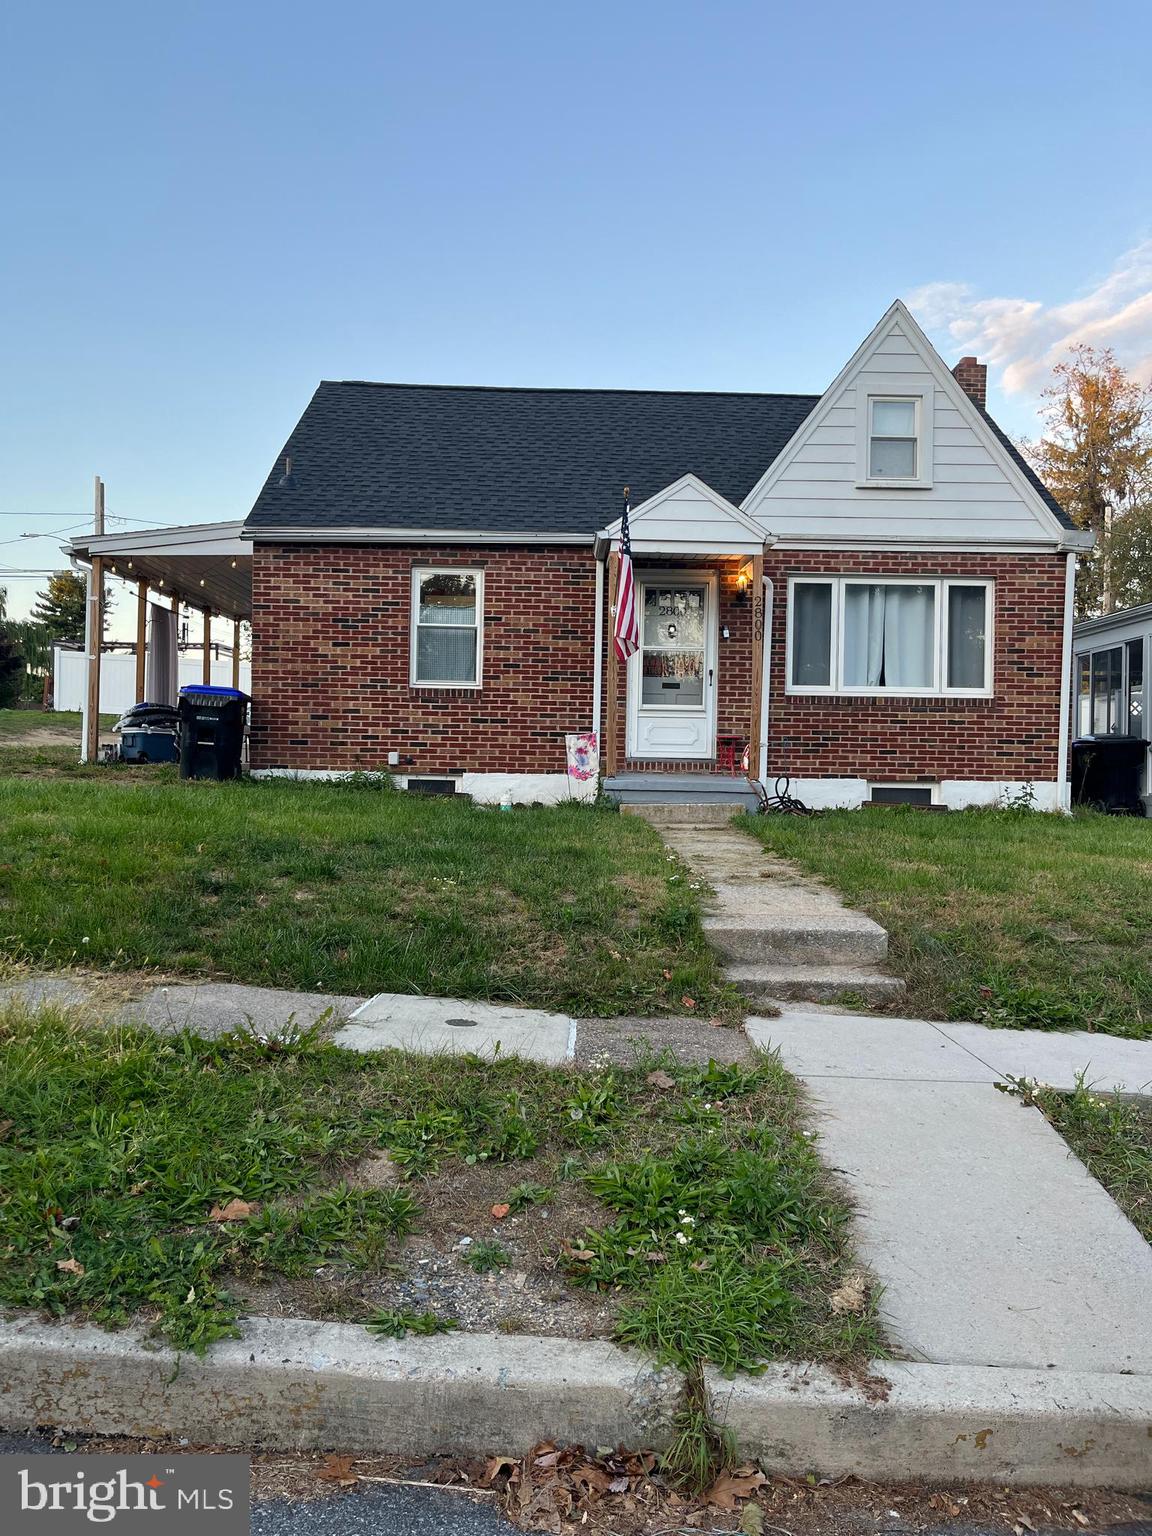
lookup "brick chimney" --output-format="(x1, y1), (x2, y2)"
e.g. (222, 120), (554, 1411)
(952, 355), (987, 409)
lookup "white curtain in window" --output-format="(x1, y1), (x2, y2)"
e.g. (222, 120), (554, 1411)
(843, 585), (887, 687)
(883, 585), (934, 687)
(417, 626), (476, 681)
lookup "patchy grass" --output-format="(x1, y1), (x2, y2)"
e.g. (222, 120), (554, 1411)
(0, 1006), (881, 1372)
(0, 774), (736, 1017)
(743, 806), (1152, 1039)
(1002, 1076), (1151, 1242)
(0, 709), (116, 739)
(0, 710), (127, 779)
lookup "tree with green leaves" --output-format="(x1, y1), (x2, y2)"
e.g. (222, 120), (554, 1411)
(1023, 346), (1152, 616)
(30, 569), (112, 644)
(0, 588), (26, 706)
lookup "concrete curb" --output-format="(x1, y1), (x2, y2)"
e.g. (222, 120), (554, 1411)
(2, 1316), (1150, 1486)
(0, 1317), (679, 1456)
(708, 1361), (1152, 1489)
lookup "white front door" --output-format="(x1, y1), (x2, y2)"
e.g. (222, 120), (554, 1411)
(628, 571), (717, 759)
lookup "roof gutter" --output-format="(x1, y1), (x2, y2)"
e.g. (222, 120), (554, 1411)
(241, 526), (595, 546)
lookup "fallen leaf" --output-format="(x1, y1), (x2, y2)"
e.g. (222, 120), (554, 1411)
(607, 1475), (630, 1493)
(480, 1456), (519, 1487)
(645, 1070), (676, 1090)
(490, 1203), (511, 1221)
(208, 1198), (258, 1223)
(681, 995), (697, 1009)
(740, 1504), (766, 1535)
(0, 1119), (13, 1141)
(1070, 1511), (1090, 1527)
(829, 1270), (868, 1315)
(662, 969), (673, 980)
(316, 1454), (358, 1488)
(708, 1467), (768, 1509)
(55, 1258), (85, 1277)
(569, 1249), (595, 1262)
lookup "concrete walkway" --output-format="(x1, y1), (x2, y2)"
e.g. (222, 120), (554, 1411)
(632, 806), (905, 1008)
(748, 1010), (1152, 1374)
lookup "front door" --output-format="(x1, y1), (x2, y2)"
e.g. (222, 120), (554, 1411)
(628, 572), (717, 759)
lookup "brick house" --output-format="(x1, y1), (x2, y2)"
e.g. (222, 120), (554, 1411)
(71, 301), (1090, 807)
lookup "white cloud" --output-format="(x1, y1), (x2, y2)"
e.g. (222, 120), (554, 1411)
(906, 240), (1152, 398)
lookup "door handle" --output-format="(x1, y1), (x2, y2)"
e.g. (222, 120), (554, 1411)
(708, 668), (714, 687)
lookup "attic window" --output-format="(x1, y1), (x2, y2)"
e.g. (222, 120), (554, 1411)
(868, 399), (917, 479)
(855, 381), (933, 489)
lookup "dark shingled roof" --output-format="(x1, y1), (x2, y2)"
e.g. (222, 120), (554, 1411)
(244, 379), (1074, 536)
(244, 382), (819, 536)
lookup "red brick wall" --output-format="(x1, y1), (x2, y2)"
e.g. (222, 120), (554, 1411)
(251, 543), (1067, 785)
(250, 543), (597, 774)
(763, 550), (1066, 783)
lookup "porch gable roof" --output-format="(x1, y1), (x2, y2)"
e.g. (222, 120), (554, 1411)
(594, 474), (769, 557)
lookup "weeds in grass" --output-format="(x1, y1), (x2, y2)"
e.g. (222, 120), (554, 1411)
(661, 1365), (735, 1492)
(0, 1006), (880, 1376)
(504, 1181), (554, 1213)
(365, 1308), (458, 1338)
(462, 1239), (511, 1274)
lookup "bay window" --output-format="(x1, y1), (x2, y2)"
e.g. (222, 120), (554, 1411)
(411, 568), (483, 686)
(788, 577), (992, 696)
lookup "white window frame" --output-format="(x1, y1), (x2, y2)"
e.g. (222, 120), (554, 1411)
(409, 566), (484, 689)
(786, 575), (994, 698)
(855, 379), (934, 490)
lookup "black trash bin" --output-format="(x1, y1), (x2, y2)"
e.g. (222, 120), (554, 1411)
(177, 686), (248, 781)
(1071, 734), (1148, 814)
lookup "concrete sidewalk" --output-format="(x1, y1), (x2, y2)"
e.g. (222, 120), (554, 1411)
(748, 1010), (1152, 1374)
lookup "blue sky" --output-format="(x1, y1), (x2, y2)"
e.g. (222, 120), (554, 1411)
(2, 0), (1150, 623)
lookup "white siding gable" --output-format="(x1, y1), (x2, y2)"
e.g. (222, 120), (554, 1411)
(743, 301), (1069, 548)
(599, 473), (766, 556)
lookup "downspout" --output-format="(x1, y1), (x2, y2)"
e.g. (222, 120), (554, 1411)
(1056, 551), (1077, 812)
(758, 575), (773, 783)
(592, 554), (605, 754)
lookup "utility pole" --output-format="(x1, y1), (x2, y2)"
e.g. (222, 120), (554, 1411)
(82, 476), (105, 763)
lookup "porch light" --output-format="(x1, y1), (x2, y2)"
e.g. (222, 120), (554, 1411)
(735, 561), (753, 604)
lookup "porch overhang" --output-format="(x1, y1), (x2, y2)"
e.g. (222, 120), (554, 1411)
(67, 520), (252, 620)
(593, 472), (776, 561)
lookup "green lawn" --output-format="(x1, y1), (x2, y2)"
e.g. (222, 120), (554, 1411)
(0, 774), (738, 1018)
(743, 807), (1152, 1039)
(0, 1005), (880, 1370)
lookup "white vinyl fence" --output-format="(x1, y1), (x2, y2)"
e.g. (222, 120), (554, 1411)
(52, 647), (252, 716)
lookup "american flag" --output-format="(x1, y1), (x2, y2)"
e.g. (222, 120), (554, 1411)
(613, 488), (639, 662)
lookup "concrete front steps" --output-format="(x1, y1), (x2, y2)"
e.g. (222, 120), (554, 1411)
(727, 962), (906, 1007)
(641, 812), (906, 1009)
(604, 773), (760, 811)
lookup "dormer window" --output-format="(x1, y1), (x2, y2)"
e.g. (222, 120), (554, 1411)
(855, 380), (933, 488)
(869, 398), (918, 479)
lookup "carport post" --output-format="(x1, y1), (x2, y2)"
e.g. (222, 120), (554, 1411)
(84, 555), (104, 763)
(231, 618), (241, 689)
(202, 610), (212, 685)
(134, 579), (148, 703)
